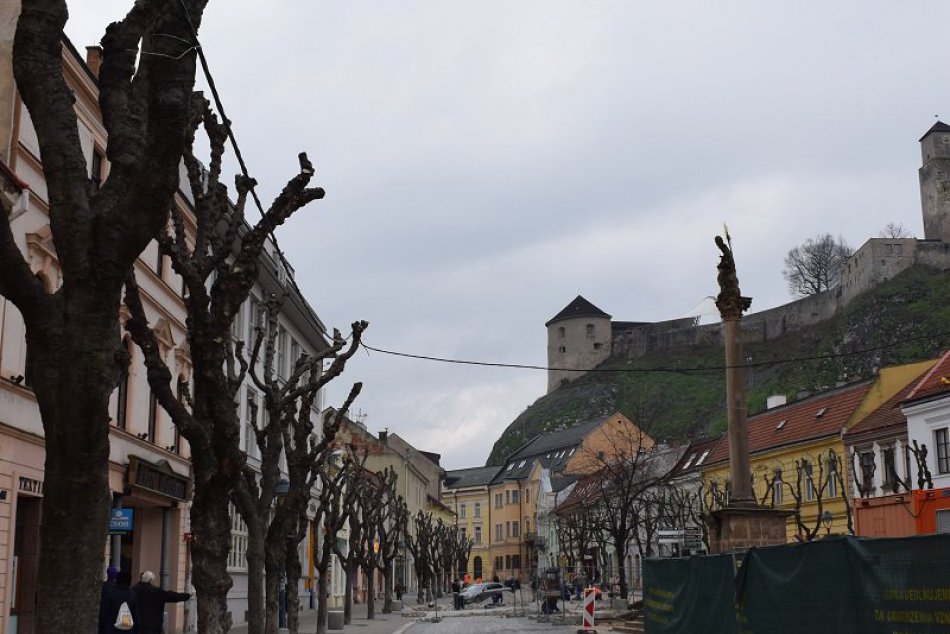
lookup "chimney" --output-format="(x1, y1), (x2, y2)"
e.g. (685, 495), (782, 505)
(85, 46), (103, 78)
(766, 394), (787, 409)
(378, 430), (388, 445)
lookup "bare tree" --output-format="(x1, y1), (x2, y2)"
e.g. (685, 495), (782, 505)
(581, 426), (678, 599)
(1, 3), (210, 631)
(216, 296), (365, 634)
(781, 450), (851, 540)
(373, 471), (409, 614)
(313, 443), (356, 634)
(124, 91), (326, 630)
(783, 233), (853, 296)
(879, 222), (912, 238)
(406, 510), (437, 605)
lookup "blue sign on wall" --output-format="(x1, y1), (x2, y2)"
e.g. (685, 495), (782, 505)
(108, 508), (133, 533)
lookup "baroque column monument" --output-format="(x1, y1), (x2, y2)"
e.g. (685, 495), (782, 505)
(707, 234), (789, 552)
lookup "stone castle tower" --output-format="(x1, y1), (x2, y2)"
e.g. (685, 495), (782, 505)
(919, 121), (950, 242)
(547, 123), (950, 393)
(545, 296), (612, 393)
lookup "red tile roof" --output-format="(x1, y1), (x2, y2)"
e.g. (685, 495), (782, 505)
(905, 350), (950, 404)
(705, 380), (874, 466)
(844, 364), (936, 441)
(672, 435), (724, 476)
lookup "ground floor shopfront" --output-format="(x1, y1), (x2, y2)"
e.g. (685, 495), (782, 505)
(0, 422), (193, 634)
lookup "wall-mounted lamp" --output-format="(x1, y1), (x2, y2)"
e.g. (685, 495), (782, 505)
(821, 510), (833, 535)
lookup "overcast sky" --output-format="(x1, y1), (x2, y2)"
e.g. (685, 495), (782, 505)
(65, 1), (950, 470)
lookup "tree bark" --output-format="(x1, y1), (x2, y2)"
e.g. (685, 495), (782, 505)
(344, 560), (355, 624)
(6, 2), (207, 632)
(382, 560), (393, 613)
(245, 521), (266, 634)
(365, 568), (375, 619)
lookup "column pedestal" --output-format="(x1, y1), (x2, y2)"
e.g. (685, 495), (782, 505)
(706, 506), (789, 554)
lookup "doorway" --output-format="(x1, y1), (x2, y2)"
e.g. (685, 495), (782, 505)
(12, 497), (41, 634)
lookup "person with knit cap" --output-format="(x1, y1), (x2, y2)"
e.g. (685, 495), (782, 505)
(132, 570), (191, 634)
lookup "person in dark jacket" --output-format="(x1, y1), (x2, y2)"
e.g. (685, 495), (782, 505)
(132, 570), (191, 634)
(100, 569), (140, 634)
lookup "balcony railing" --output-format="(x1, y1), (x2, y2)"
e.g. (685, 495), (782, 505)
(524, 532), (538, 543)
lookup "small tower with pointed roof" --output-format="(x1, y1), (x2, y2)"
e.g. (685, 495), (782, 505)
(919, 120), (950, 242)
(545, 296), (612, 393)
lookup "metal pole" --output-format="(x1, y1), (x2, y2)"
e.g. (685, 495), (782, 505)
(110, 496), (123, 569)
(160, 507), (171, 589)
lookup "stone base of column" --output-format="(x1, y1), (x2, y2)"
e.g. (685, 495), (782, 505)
(706, 506), (790, 554)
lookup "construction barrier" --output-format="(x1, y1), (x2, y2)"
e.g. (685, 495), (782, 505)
(643, 533), (950, 634)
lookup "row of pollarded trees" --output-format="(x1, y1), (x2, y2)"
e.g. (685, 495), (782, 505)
(0, 4), (396, 634)
(406, 510), (474, 605)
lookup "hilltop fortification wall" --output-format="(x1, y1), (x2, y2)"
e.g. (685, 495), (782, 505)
(607, 239), (950, 363)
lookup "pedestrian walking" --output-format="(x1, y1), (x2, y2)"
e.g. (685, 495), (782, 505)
(132, 570), (191, 634)
(451, 578), (461, 610)
(99, 570), (140, 634)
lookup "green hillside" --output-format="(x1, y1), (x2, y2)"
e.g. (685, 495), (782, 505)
(486, 265), (950, 466)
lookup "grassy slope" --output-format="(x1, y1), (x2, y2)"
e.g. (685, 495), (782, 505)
(486, 265), (950, 466)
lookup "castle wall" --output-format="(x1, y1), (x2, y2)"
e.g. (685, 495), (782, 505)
(839, 238), (918, 305)
(604, 239), (950, 370)
(916, 240), (950, 270)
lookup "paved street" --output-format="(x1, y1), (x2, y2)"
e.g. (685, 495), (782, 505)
(407, 614), (582, 634)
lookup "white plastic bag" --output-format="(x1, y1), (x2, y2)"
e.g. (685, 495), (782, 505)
(115, 601), (134, 631)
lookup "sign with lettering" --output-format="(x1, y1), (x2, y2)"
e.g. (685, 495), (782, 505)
(18, 477), (43, 495)
(127, 456), (190, 501)
(108, 508), (133, 533)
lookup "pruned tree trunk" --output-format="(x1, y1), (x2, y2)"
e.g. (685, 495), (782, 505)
(189, 461), (236, 634)
(6, 2), (209, 632)
(285, 540), (303, 634)
(382, 560), (394, 614)
(365, 568), (375, 619)
(245, 522), (266, 634)
(344, 560), (356, 623)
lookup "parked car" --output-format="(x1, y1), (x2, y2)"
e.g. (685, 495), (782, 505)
(460, 581), (508, 605)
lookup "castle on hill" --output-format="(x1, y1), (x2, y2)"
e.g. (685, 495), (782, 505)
(546, 122), (950, 393)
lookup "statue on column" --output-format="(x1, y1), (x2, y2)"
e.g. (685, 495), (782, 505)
(715, 235), (752, 319)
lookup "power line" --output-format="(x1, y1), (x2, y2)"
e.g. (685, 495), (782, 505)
(175, 0), (310, 301)
(360, 329), (950, 375)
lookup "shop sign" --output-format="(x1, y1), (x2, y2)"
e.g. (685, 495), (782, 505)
(18, 477), (43, 495)
(108, 508), (133, 533)
(127, 456), (190, 501)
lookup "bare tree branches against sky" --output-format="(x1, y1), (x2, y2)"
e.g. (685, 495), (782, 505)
(65, 1), (950, 468)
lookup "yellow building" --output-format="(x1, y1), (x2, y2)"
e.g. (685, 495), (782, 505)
(472, 412), (648, 584)
(700, 361), (936, 540)
(442, 466), (497, 581)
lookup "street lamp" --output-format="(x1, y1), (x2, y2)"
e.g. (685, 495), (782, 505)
(275, 478), (290, 630)
(821, 510), (833, 535)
